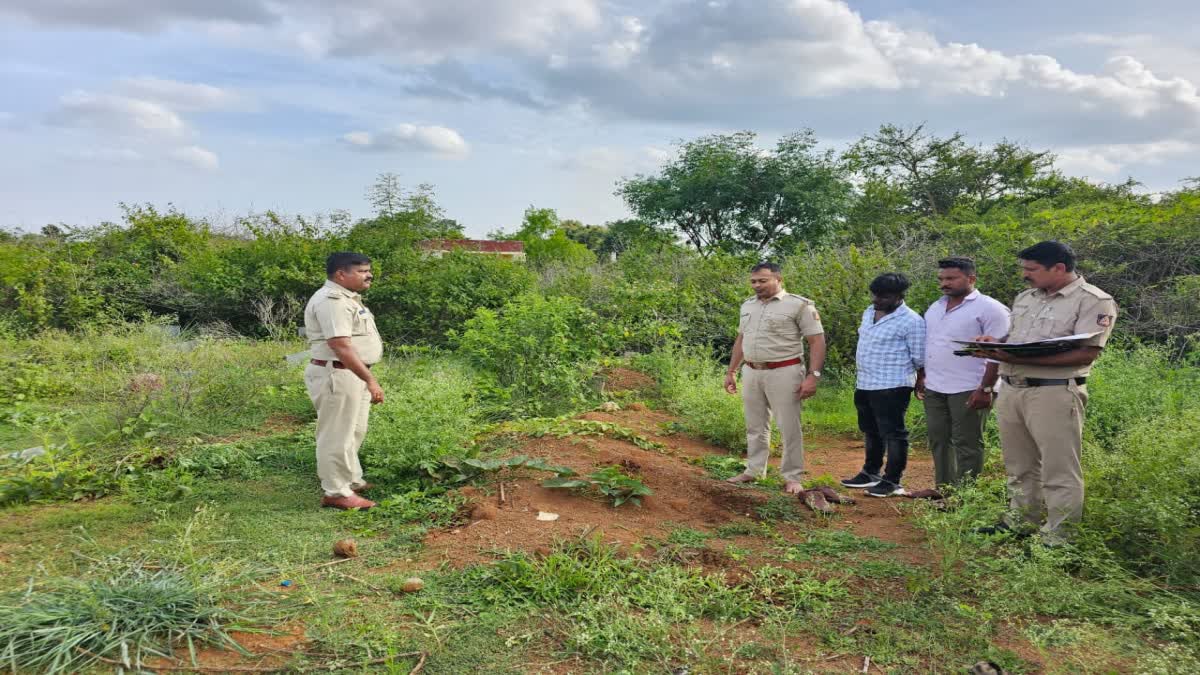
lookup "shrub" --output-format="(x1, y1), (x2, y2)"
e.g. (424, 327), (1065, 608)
(452, 293), (612, 416)
(357, 356), (480, 482)
(367, 249), (537, 346)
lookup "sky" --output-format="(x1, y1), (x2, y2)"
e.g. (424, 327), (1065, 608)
(2, 0), (1198, 237)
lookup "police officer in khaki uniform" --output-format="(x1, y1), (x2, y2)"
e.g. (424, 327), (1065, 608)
(972, 241), (1117, 544)
(724, 262), (826, 495)
(303, 252), (385, 510)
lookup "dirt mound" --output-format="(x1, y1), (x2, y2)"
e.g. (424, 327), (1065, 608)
(419, 407), (937, 568)
(600, 367), (657, 393)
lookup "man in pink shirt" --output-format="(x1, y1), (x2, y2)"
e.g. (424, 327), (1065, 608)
(918, 258), (1011, 488)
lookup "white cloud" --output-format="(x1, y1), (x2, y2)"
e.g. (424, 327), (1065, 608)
(342, 123), (469, 157)
(866, 21), (1200, 119)
(50, 91), (189, 137)
(553, 145), (672, 174)
(0, 0), (276, 31)
(117, 76), (247, 111)
(1054, 140), (1198, 178)
(169, 145), (220, 170)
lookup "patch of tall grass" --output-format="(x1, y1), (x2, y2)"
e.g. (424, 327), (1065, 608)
(0, 557), (251, 674)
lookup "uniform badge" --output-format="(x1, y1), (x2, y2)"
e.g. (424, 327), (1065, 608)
(1096, 314), (1113, 327)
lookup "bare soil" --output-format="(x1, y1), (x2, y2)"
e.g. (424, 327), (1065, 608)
(419, 404), (936, 569)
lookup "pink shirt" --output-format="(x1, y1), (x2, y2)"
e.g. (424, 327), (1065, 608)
(923, 290), (1011, 394)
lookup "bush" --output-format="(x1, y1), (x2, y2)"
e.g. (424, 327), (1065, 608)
(357, 356), (480, 481)
(452, 293), (612, 416)
(366, 249), (537, 346)
(1084, 402), (1200, 583)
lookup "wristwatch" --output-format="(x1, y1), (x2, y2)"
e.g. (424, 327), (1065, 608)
(980, 386), (994, 394)
(811, 370), (822, 378)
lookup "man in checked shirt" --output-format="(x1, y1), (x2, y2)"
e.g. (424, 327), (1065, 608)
(841, 273), (927, 498)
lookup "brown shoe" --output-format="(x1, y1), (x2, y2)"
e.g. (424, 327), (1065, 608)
(321, 494), (376, 510)
(816, 486), (855, 505)
(350, 482), (374, 494)
(799, 489), (835, 514)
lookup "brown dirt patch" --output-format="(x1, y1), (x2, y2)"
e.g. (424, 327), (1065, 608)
(600, 367), (657, 393)
(418, 406), (940, 569)
(142, 623), (307, 672)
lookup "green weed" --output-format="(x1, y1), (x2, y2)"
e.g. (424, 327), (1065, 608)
(542, 466), (653, 507)
(0, 557), (253, 674)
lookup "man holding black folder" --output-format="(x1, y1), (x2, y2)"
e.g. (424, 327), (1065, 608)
(971, 241), (1117, 545)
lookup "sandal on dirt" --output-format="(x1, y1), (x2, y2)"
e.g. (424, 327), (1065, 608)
(798, 489), (835, 514)
(903, 489), (945, 500)
(816, 486), (855, 505)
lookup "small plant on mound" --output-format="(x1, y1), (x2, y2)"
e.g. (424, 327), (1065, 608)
(543, 465), (653, 507)
(0, 557), (248, 674)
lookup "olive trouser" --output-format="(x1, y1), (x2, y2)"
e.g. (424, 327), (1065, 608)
(741, 363), (806, 482)
(923, 390), (989, 486)
(304, 363), (371, 498)
(995, 382), (1087, 543)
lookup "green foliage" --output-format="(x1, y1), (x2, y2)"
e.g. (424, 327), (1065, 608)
(366, 249), (536, 346)
(496, 206), (596, 269)
(618, 130), (852, 255)
(0, 557), (249, 674)
(542, 465), (653, 507)
(357, 357), (480, 482)
(499, 416), (663, 451)
(425, 454), (576, 485)
(634, 347), (748, 450)
(452, 293), (611, 416)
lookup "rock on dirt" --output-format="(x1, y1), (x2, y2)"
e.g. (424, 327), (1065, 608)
(332, 538), (359, 558)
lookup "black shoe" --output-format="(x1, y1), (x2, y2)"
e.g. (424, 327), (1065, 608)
(974, 521), (1032, 538)
(840, 471), (881, 488)
(865, 480), (905, 497)
(973, 522), (1013, 536)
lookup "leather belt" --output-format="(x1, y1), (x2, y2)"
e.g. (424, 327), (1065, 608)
(1002, 376), (1086, 387)
(743, 357), (803, 370)
(310, 359), (370, 370)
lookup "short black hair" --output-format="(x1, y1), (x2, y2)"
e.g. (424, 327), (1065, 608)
(937, 257), (977, 275)
(1017, 241), (1075, 272)
(869, 272), (910, 296)
(750, 261), (782, 275)
(326, 252), (372, 277)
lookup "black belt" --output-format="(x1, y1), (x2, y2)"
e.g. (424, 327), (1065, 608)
(1002, 376), (1086, 387)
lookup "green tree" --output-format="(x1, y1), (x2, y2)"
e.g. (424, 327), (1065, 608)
(496, 207), (596, 269)
(617, 130), (851, 256)
(845, 124), (1056, 226)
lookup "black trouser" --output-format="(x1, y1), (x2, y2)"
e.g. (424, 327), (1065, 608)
(854, 387), (913, 484)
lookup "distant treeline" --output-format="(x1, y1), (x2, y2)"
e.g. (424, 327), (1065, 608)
(2, 125), (1198, 366)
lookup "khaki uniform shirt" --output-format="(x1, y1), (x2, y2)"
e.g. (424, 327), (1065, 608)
(1001, 276), (1116, 379)
(304, 280), (384, 364)
(738, 290), (824, 364)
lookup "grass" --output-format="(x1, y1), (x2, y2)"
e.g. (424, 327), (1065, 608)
(2, 327), (1199, 673)
(0, 557), (254, 674)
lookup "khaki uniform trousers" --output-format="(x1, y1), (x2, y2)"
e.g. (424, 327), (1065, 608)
(304, 363), (371, 497)
(995, 382), (1087, 543)
(741, 363), (806, 482)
